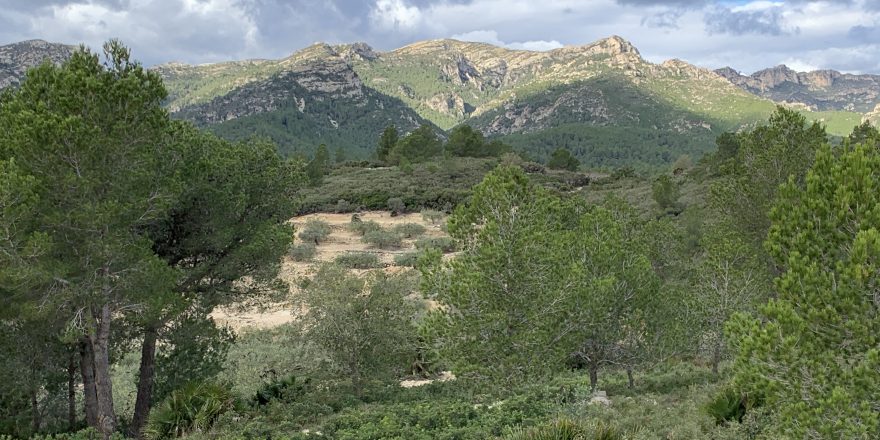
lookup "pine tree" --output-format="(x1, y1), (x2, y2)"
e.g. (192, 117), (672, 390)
(729, 143), (880, 437)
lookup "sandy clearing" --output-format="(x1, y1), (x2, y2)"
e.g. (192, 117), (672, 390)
(214, 211), (449, 331)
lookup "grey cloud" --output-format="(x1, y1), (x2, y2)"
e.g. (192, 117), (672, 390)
(849, 24), (880, 43)
(616, 0), (706, 6)
(641, 9), (684, 29)
(704, 5), (796, 36)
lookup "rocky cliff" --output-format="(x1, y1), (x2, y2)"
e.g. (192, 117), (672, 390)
(716, 65), (880, 112)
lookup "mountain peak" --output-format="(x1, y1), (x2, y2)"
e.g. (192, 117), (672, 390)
(600, 35), (639, 56)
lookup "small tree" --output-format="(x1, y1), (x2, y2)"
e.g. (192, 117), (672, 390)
(547, 147), (579, 171)
(652, 174), (680, 211)
(389, 124), (442, 164)
(295, 265), (418, 397)
(298, 219), (331, 245)
(306, 144), (330, 185)
(377, 125), (399, 163)
(694, 224), (764, 374)
(445, 124), (485, 157)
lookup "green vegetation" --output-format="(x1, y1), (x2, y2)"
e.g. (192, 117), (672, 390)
(547, 147), (580, 171)
(414, 236), (456, 253)
(0, 42), (303, 439)
(362, 229), (404, 249)
(298, 218), (332, 244)
(144, 383), (234, 440)
(6, 38), (880, 440)
(334, 252), (382, 269)
(392, 223), (427, 238)
(294, 265), (419, 397)
(728, 142), (880, 437)
(289, 242), (317, 262)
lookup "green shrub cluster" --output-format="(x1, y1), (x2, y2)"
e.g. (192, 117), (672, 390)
(348, 220), (382, 236)
(334, 252), (382, 269)
(145, 382), (234, 440)
(392, 223), (427, 238)
(414, 236), (456, 253)
(298, 219), (332, 244)
(362, 230), (404, 249)
(393, 251), (423, 267)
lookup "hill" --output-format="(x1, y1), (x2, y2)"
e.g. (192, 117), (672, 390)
(0, 40), (75, 88)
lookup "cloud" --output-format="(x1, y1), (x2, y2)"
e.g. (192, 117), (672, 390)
(704, 3), (798, 36)
(450, 29), (562, 51)
(370, 0), (423, 31)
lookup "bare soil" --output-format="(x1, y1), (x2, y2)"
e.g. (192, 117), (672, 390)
(212, 211), (448, 331)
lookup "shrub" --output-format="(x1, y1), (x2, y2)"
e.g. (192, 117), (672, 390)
(335, 199), (354, 213)
(705, 386), (762, 425)
(145, 382), (234, 439)
(414, 236), (456, 253)
(504, 419), (622, 440)
(363, 230), (403, 249)
(252, 374), (310, 406)
(289, 242), (317, 262)
(392, 223), (426, 238)
(420, 209), (444, 224)
(298, 219), (332, 244)
(393, 251), (423, 267)
(335, 252), (382, 269)
(348, 220), (382, 236)
(387, 197), (406, 213)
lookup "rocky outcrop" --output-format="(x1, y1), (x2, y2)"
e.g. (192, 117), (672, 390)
(716, 64), (880, 112)
(0, 40), (75, 88)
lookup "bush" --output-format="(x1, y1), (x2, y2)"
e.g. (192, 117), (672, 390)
(706, 386), (762, 425)
(348, 220), (383, 236)
(289, 242), (317, 262)
(414, 236), (456, 253)
(335, 199), (354, 213)
(298, 219), (332, 244)
(335, 252), (382, 269)
(504, 419), (623, 440)
(393, 251), (423, 267)
(392, 223), (427, 238)
(420, 209), (444, 225)
(145, 382), (234, 439)
(387, 197), (406, 213)
(362, 230), (403, 249)
(252, 374), (310, 406)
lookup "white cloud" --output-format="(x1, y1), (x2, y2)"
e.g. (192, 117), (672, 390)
(370, 0), (423, 31)
(450, 29), (563, 51)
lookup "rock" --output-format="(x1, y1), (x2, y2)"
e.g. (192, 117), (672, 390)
(588, 390), (612, 406)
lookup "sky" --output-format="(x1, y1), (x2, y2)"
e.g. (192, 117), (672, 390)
(2, 0), (879, 74)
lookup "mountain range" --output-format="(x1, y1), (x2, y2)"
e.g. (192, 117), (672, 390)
(1, 37), (876, 169)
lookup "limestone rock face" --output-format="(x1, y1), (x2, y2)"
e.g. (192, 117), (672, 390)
(716, 64), (880, 113)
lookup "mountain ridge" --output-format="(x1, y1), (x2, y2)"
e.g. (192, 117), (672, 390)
(0, 37), (872, 168)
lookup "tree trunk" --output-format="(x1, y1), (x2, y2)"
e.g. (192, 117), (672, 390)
(30, 386), (40, 434)
(711, 337), (723, 375)
(128, 327), (158, 439)
(79, 337), (99, 428)
(589, 364), (598, 393)
(626, 367), (635, 389)
(90, 303), (117, 439)
(68, 351), (77, 431)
